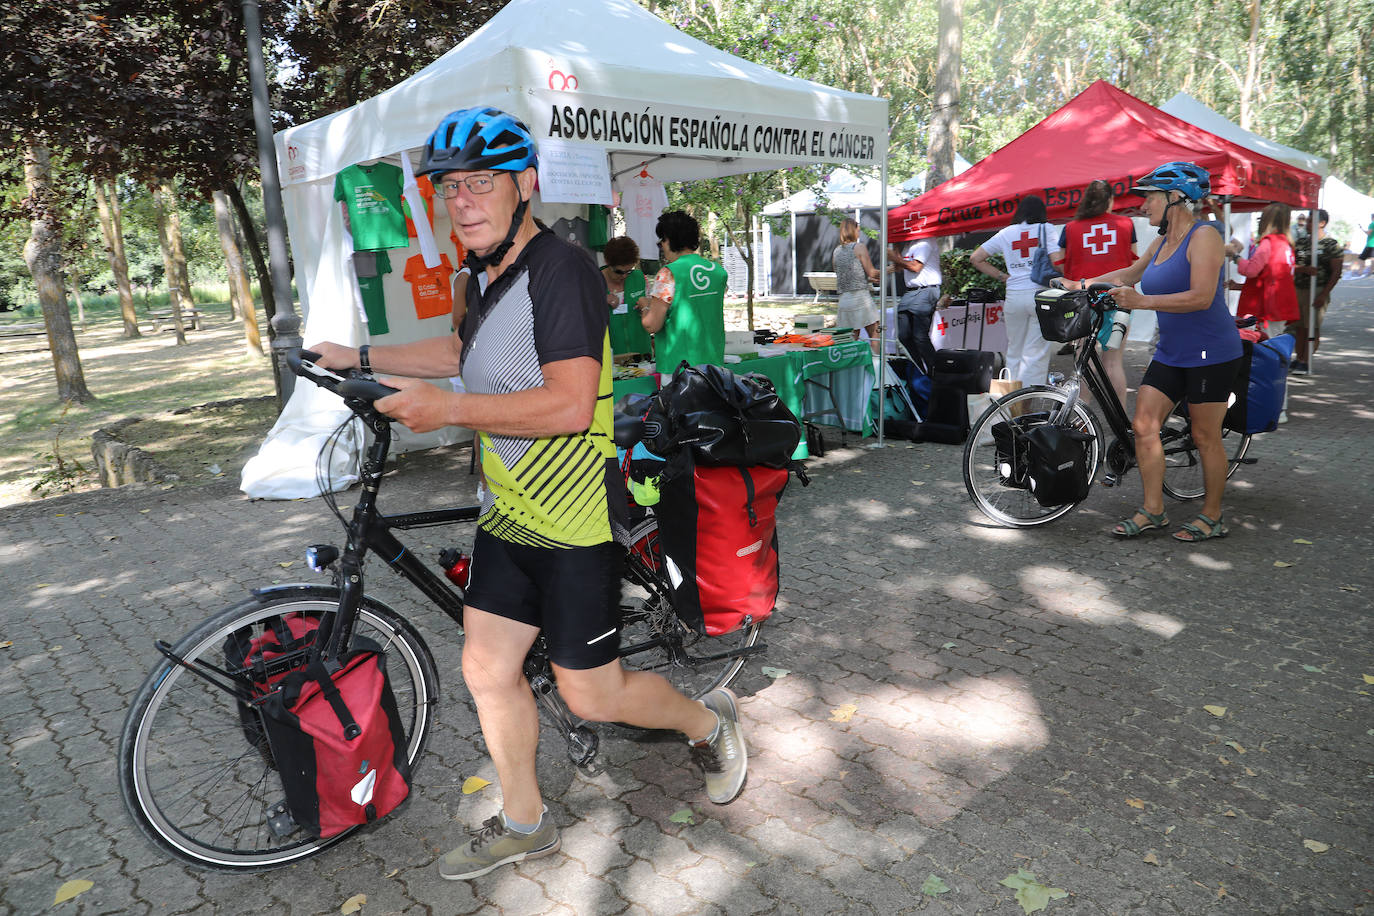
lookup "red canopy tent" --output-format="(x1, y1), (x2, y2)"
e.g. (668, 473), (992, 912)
(888, 80), (1321, 242)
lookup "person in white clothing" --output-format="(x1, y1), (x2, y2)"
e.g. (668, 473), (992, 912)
(886, 236), (942, 371)
(971, 195), (1055, 385)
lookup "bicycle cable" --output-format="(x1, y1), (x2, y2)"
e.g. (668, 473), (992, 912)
(315, 414), (365, 527)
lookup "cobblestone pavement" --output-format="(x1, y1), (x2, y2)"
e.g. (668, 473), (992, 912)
(3, 281), (1371, 915)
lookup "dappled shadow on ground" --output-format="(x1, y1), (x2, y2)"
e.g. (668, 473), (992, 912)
(1, 314), (273, 504)
(0, 292), (1369, 913)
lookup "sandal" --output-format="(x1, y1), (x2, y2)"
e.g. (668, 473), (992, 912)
(1113, 507), (1169, 538)
(1173, 513), (1229, 542)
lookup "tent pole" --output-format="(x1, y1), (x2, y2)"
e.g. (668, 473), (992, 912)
(874, 157), (889, 448)
(1222, 197), (1235, 313)
(1306, 202), (1319, 375)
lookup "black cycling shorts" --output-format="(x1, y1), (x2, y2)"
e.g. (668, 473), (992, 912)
(1140, 356), (1243, 405)
(463, 527), (622, 670)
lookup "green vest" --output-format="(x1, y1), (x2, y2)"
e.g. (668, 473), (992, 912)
(609, 268), (652, 355)
(657, 254), (727, 371)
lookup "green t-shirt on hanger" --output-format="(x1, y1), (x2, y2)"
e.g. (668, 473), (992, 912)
(334, 162), (408, 251)
(354, 250), (392, 335)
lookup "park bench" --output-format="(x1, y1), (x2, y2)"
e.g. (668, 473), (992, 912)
(0, 322), (47, 342)
(148, 308), (203, 333)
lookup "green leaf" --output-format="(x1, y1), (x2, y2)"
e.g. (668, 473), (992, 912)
(1302, 665), (1322, 673)
(920, 874), (951, 896)
(1000, 870), (1067, 914)
(669, 808), (696, 825)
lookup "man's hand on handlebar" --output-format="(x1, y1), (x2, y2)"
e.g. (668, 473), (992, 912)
(373, 378), (458, 434)
(308, 341), (362, 372)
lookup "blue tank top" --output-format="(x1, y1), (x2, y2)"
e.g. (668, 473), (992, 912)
(1141, 222), (1242, 367)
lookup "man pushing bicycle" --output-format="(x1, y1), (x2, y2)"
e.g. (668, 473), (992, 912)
(309, 107), (747, 880)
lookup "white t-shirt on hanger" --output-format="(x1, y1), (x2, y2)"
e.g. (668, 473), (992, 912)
(619, 175), (668, 253)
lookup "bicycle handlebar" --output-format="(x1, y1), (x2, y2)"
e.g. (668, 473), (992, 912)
(286, 348), (401, 414)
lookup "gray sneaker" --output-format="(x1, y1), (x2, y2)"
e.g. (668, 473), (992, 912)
(691, 688), (748, 804)
(438, 812), (560, 880)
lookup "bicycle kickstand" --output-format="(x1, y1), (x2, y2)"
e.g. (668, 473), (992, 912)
(529, 672), (602, 774)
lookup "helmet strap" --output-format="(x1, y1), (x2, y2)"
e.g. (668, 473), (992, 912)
(466, 173), (529, 272)
(1158, 195), (1188, 235)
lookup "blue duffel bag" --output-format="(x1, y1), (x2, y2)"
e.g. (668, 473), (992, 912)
(1226, 334), (1294, 434)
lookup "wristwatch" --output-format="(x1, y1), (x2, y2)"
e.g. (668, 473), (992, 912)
(358, 344), (372, 374)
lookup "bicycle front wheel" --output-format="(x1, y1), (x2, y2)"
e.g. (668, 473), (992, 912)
(618, 517), (761, 698)
(118, 587), (439, 871)
(963, 386), (1104, 527)
(1160, 403), (1253, 501)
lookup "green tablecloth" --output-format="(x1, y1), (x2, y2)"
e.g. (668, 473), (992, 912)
(611, 374), (657, 401)
(746, 340), (876, 439)
(609, 310), (652, 356)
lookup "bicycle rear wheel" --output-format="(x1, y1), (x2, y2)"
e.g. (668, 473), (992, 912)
(118, 587), (438, 870)
(1160, 403), (1253, 501)
(618, 517), (761, 698)
(963, 386), (1104, 527)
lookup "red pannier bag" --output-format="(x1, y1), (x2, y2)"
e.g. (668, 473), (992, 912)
(224, 613), (322, 697)
(654, 464), (788, 636)
(257, 651), (412, 839)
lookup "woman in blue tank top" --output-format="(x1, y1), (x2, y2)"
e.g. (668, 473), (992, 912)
(1060, 162), (1242, 543)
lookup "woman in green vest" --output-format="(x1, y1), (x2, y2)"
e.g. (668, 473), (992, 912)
(637, 210), (727, 378)
(601, 236), (651, 355)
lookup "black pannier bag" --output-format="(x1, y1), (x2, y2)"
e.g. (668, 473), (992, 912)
(1033, 288), (1096, 343)
(1022, 424), (1095, 507)
(642, 362), (801, 469)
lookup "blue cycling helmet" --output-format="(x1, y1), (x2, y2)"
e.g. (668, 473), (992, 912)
(420, 107), (538, 177)
(1131, 161), (1211, 201)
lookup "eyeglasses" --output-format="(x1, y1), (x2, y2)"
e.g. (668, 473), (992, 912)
(433, 174), (498, 199)
(609, 266), (634, 276)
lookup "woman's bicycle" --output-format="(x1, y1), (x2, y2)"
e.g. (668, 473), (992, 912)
(118, 350), (767, 870)
(962, 284), (1254, 527)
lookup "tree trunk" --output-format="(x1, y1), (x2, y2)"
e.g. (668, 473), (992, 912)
(225, 181), (276, 326)
(151, 185), (188, 344)
(927, 0), (964, 192)
(213, 189), (265, 356)
(161, 182), (196, 309)
(92, 179), (141, 338)
(23, 144), (94, 404)
(1239, 0), (1261, 130)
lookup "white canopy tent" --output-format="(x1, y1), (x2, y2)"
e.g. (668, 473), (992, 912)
(242, 0), (889, 497)
(1160, 92), (1329, 179)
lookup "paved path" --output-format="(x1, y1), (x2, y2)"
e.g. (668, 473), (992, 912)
(3, 281), (1371, 915)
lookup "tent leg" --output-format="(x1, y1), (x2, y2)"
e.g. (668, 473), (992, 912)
(872, 156), (890, 448)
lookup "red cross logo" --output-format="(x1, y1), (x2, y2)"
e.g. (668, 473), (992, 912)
(1083, 222), (1117, 256)
(1011, 230), (1038, 259)
(936, 318), (947, 333)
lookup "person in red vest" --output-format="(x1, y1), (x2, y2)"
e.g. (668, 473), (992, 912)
(1051, 179), (1138, 405)
(1226, 203), (1297, 338)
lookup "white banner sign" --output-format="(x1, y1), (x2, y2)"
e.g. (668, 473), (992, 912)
(536, 139), (613, 204)
(531, 90), (884, 165)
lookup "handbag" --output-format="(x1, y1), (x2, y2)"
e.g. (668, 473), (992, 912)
(1029, 224), (1062, 286)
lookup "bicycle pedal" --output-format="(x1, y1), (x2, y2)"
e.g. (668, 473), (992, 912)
(266, 800), (298, 838)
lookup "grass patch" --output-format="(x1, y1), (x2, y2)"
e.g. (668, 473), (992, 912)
(1, 304), (277, 505)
